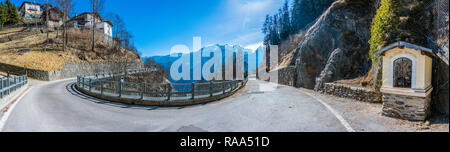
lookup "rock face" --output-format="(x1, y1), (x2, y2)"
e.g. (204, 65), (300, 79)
(314, 48), (361, 90)
(432, 0), (449, 116)
(293, 0), (376, 89)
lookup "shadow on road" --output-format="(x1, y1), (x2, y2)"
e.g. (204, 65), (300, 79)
(65, 83), (188, 111)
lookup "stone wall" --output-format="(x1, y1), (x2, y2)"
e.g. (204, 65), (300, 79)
(0, 63), (52, 81)
(259, 66), (296, 86)
(0, 61), (142, 81)
(57, 61), (142, 80)
(382, 93), (431, 121)
(318, 83), (381, 103)
(275, 66), (296, 86)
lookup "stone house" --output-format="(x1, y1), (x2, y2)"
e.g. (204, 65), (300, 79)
(375, 41), (437, 121)
(18, 1), (43, 24)
(68, 12), (113, 43)
(41, 5), (68, 28)
(18, 2), (68, 28)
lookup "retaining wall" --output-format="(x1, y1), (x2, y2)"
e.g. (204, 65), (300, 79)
(0, 61), (142, 81)
(318, 83), (381, 103)
(260, 66), (296, 86)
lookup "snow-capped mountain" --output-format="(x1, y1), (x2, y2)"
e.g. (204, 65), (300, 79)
(143, 44), (264, 83)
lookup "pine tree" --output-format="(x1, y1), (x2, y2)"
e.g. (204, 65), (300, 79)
(368, 0), (400, 67)
(0, 2), (7, 29)
(279, 0), (291, 40)
(262, 14), (271, 46)
(4, 0), (19, 25)
(270, 14), (280, 45)
(291, 0), (335, 33)
(291, 0), (314, 32)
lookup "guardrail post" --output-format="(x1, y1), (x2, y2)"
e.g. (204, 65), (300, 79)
(17, 77), (20, 88)
(119, 81), (123, 98)
(167, 84), (172, 101)
(6, 77), (10, 95)
(222, 82), (225, 94)
(13, 76), (17, 91)
(82, 77), (85, 89)
(192, 83), (195, 100)
(141, 83), (145, 100)
(209, 81), (213, 97)
(89, 79), (92, 92)
(231, 81), (235, 91)
(100, 81), (104, 95)
(0, 79), (3, 99)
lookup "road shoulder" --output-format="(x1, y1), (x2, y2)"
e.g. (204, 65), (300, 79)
(299, 88), (449, 132)
(1, 84), (29, 113)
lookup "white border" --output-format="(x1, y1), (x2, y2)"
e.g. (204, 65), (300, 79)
(301, 91), (356, 132)
(0, 88), (32, 131)
(390, 54), (416, 89)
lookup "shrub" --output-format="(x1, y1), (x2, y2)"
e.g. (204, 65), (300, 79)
(368, 0), (400, 67)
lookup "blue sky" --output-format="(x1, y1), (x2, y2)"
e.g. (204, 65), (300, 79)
(12, 0), (285, 57)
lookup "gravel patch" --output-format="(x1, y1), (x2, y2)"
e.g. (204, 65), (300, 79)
(299, 88), (449, 132)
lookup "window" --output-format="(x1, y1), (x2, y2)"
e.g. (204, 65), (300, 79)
(393, 57), (412, 88)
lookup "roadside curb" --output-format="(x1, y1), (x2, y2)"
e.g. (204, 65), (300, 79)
(300, 91), (356, 132)
(0, 86), (32, 131)
(257, 78), (356, 132)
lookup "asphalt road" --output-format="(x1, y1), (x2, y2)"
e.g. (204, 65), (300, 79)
(2, 78), (349, 132)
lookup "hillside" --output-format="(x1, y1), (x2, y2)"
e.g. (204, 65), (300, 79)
(0, 27), (141, 71)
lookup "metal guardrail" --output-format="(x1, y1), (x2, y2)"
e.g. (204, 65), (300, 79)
(0, 75), (28, 99)
(76, 69), (249, 103)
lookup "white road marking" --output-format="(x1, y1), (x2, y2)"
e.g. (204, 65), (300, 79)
(254, 79), (356, 132)
(301, 91), (356, 132)
(0, 87), (32, 131)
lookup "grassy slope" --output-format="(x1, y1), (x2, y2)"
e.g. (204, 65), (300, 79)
(0, 27), (141, 71)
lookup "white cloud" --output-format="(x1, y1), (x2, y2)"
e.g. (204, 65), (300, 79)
(224, 0), (278, 31)
(245, 42), (263, 51)
(229, 0), (274, 14)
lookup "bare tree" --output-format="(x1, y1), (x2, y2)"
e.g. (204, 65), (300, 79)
(44, 0), (50, 51)
(57, 0), (74, 51)
(89, 0), (105, 52)
(105, 13), (125, 52)
(43, 0), (55, 51)
(33, 0), (38, 28)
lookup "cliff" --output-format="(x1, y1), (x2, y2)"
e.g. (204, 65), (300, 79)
(276, 0), (448, 115)
(292, 0), (376, 89)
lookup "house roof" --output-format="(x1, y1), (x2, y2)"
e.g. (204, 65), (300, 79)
(375, 41), (435, 57)
(19, 1), (41, 11)
(72, 12), (104, 22)
(105, 21), (113, 26)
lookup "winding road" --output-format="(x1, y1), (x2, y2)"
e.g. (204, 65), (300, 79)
(1, 77), (352, 132)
